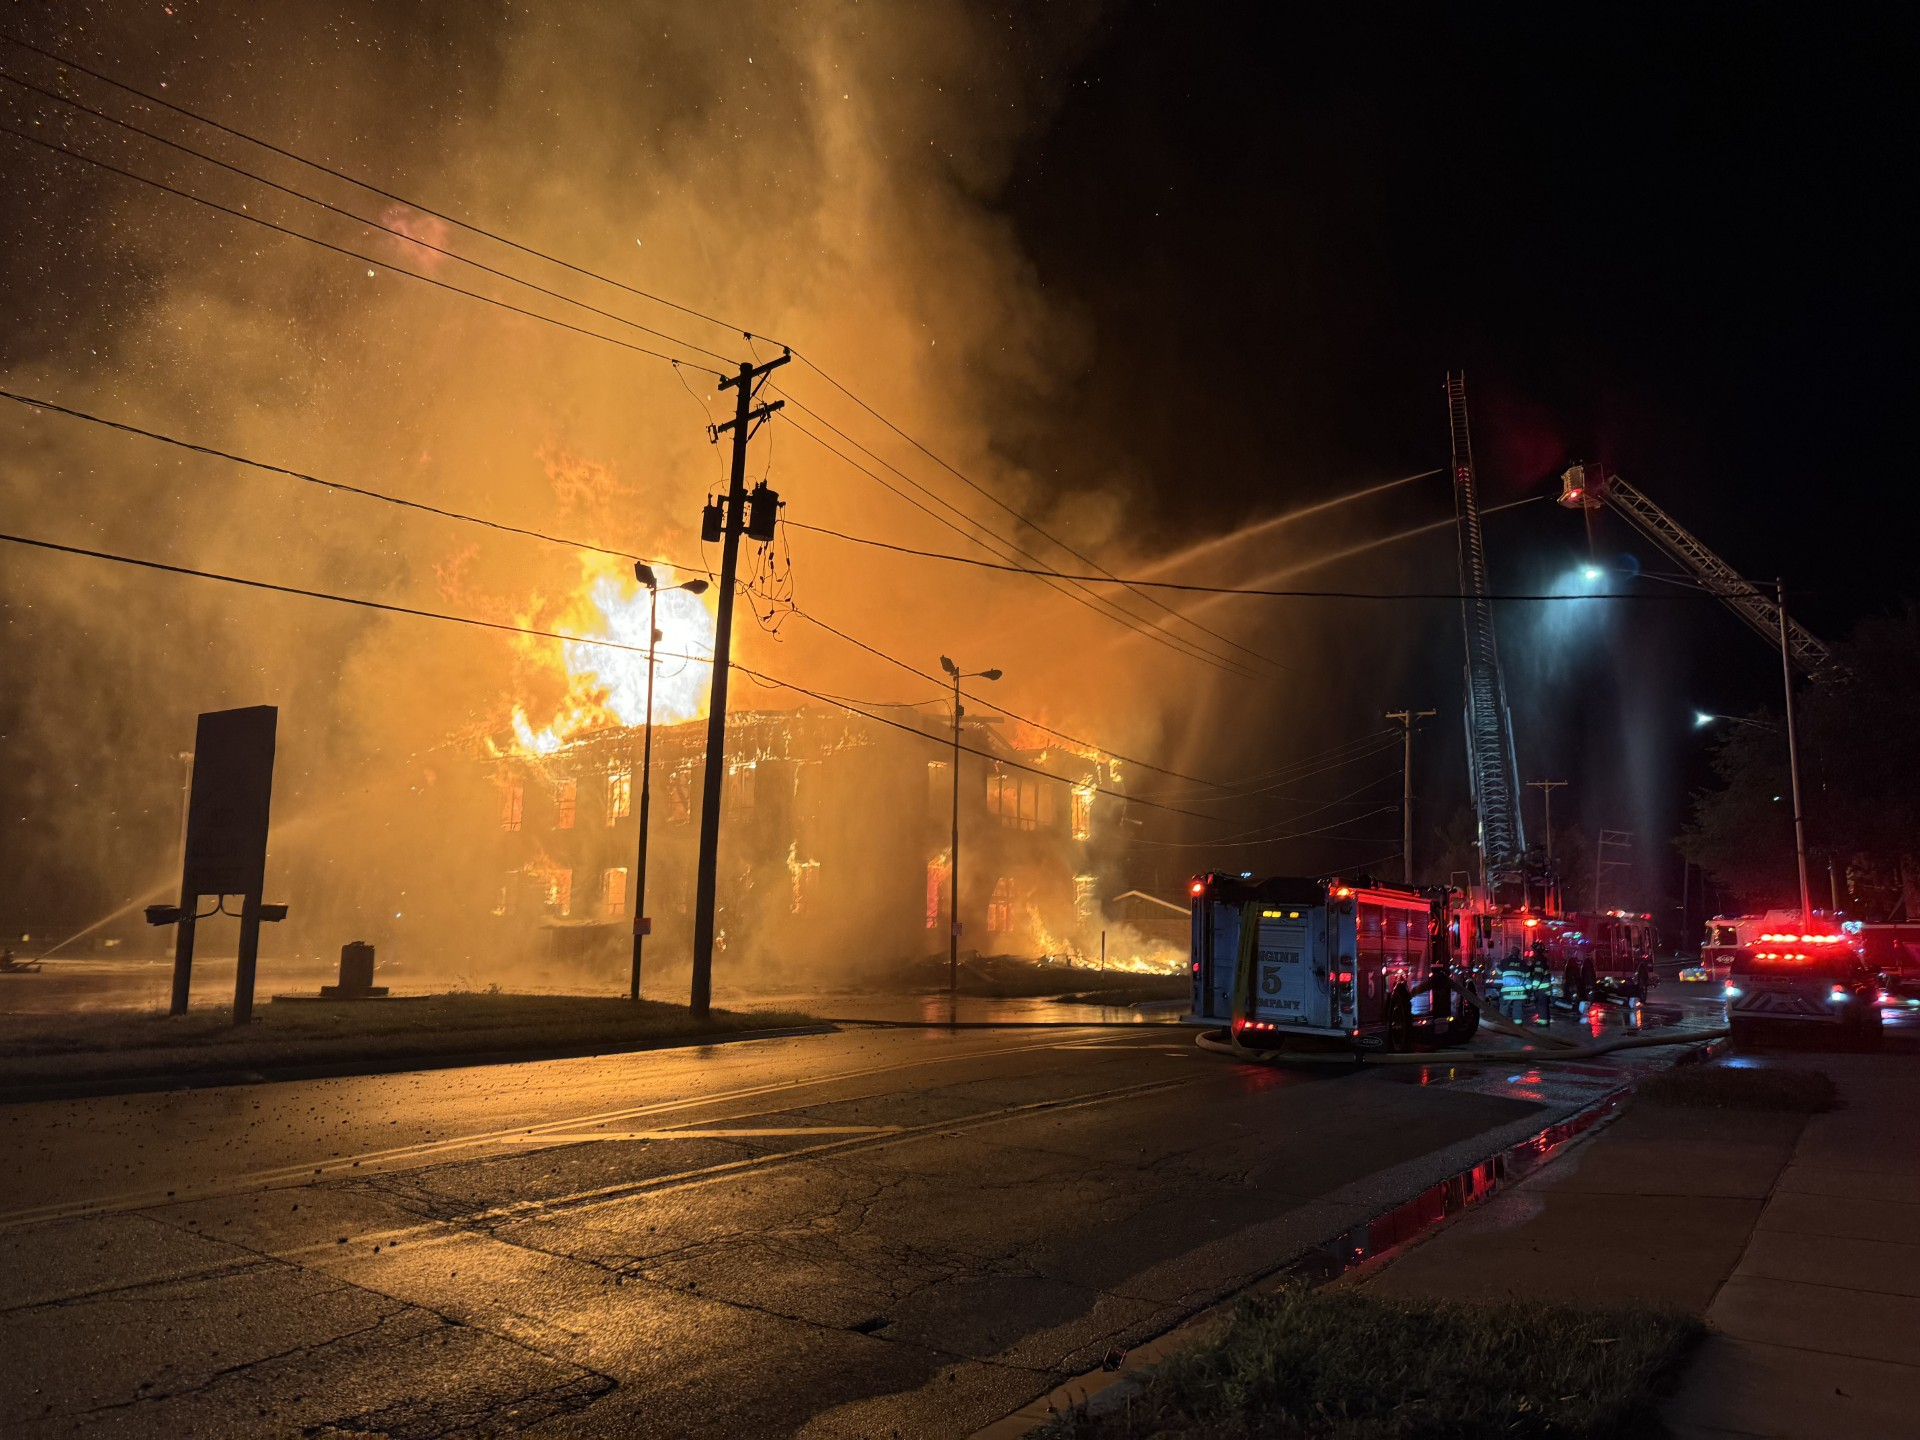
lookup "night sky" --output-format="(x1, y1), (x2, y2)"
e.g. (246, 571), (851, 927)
(992, 3), (1917, 905)
(2, 3), (1913, 931)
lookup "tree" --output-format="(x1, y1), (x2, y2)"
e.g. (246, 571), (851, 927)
(1677, 715), (1797, 909)
(1681, 604), (1920, 918)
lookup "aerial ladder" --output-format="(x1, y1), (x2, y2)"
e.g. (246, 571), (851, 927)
(1556, 464), (1832, 676)
(1447, 374), (1527, 893)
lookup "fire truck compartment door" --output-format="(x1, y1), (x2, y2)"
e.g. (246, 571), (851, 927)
(1252, 916), (1328, 1025)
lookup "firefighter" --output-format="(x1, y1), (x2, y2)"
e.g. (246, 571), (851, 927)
(1498, 947), (1529, 1024)
(1626, 956), (1654, 1032)
(1528, 944), (1554, 1025)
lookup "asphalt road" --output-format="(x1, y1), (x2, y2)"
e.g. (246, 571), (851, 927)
(0, 1008), (1715, 1438)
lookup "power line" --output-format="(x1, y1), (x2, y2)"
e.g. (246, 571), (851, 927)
(789, 608), (1234, 790)
(1134, 735), (1408, 806)
(0, 120), (720, 375)
(1129, 804), (1403, 851)
(0, 382), (1271, 797)
(779, 412), (1272, 683)
(0, 29), (769, 351)
(776, 399), (1289, 676)
(0, 527), (1226, 824)
(778, 360), (1295, 669)
(1132, 727), (1404, 799)
(781, 510), (1706, 600)
(0, 69), (739, 368)
(0, 384), (716, 578)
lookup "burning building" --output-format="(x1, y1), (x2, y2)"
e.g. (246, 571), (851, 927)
(484, 704), (1127, 982)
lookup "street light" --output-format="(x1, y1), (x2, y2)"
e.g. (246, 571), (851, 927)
(630, 563), (710, 1001)
(939, 654), (1001, 999)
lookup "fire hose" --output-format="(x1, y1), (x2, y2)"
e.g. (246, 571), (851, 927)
(1193, 1023), (1728, 1066)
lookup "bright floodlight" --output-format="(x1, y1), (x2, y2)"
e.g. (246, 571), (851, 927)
(1694, 710), (1715, 728)
(1581, 565), (1605, 582)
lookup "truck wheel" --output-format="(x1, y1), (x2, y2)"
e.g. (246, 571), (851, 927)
(1442, 999), (1480, 1047)
(1387, 989), (1415, 1052)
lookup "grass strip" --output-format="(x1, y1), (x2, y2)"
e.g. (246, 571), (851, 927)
(1039, 1287), (1699, 1440)
(0, 993), (814, 1084)
(1637, 1062), (1836, 1113)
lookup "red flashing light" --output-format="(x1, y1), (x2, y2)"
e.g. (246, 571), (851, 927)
(1524, 917), (1539, 928)
(1189, 880), (1206, 897)
(1333, 884), (1353, 899)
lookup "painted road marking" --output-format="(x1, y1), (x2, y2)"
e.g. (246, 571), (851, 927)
(494, 1125), (902, 1143)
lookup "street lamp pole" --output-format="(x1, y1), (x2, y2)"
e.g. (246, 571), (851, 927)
(631, 565), (708, 1002)
(1777, 578), (1813, 930)
(940, 656), (1000, 997)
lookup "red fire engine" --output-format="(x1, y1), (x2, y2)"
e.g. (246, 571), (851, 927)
(1539, 911), (1658, 984)
(1188, 874), (1480, 1052)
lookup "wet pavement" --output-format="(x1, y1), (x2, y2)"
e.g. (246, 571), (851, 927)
(1, 991), (1726, 1437)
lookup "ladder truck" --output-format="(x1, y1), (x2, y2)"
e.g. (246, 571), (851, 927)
(1447, 374), (1529, 904)
(1556, 463), (1832, 676)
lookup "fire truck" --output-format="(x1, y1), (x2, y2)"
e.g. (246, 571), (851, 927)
(1188, 873), (1479, 1051)
(1703, 910), (1846, 978)
(1540, 910), (1658, 985)
(1855, 922), (1920, 988)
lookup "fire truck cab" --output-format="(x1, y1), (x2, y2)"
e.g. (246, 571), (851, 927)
(1704, 910), (1842, 978)
(1726, 932), (1882, 1049)
(1188, 874), (1478, 1052)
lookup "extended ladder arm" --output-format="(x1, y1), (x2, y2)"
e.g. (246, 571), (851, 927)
(1559, 464), (1832, 676)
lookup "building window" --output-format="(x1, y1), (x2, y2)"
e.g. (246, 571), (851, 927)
(1073, 874), (1099, 924)
(727, 762), (756, 812)
(791, 859), (820, 914)
(1071, 783), (1094, 841)
(555, 778), (577, 830)
(927, 760), (948, 814)
(986, 773), (1055, 832)
(501, 779), (524, 832)
(530, 866), (572, 917)
(602, 867), (628, 917)
(926, 855), (948, 929)
(988, 876), (1015, 934)
(606, 765), (631, 824)
(666, 770), (692, 824)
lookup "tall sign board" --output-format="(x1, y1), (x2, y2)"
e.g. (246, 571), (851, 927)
(168, 706), (279, 1021)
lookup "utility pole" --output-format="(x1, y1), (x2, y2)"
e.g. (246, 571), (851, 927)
(1386, 710), (1434, 885)
(1527, 780), (1567, 912)
(688, 351), (788, 1019)
(1777, 579), (1813, 931)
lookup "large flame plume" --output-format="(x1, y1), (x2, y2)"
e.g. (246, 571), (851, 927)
(508, 556), (717, 755)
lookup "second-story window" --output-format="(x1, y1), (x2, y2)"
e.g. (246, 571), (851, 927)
(555, 778), (578, 830)
(606, 765), (631, 824)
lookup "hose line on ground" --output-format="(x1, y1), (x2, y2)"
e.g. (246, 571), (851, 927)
(1193, 1025), (1728, 1066)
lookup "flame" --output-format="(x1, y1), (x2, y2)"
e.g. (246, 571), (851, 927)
(508, 556), (717, 754)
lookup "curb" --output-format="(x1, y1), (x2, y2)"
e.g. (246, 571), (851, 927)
(971, 1031), (1728, 1439)
(0, 1023), (838, 1106)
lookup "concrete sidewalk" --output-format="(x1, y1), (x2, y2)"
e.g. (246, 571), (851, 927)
(1661, 1053), (1920, 1439)
(1349, 1051), (1920, 1439)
